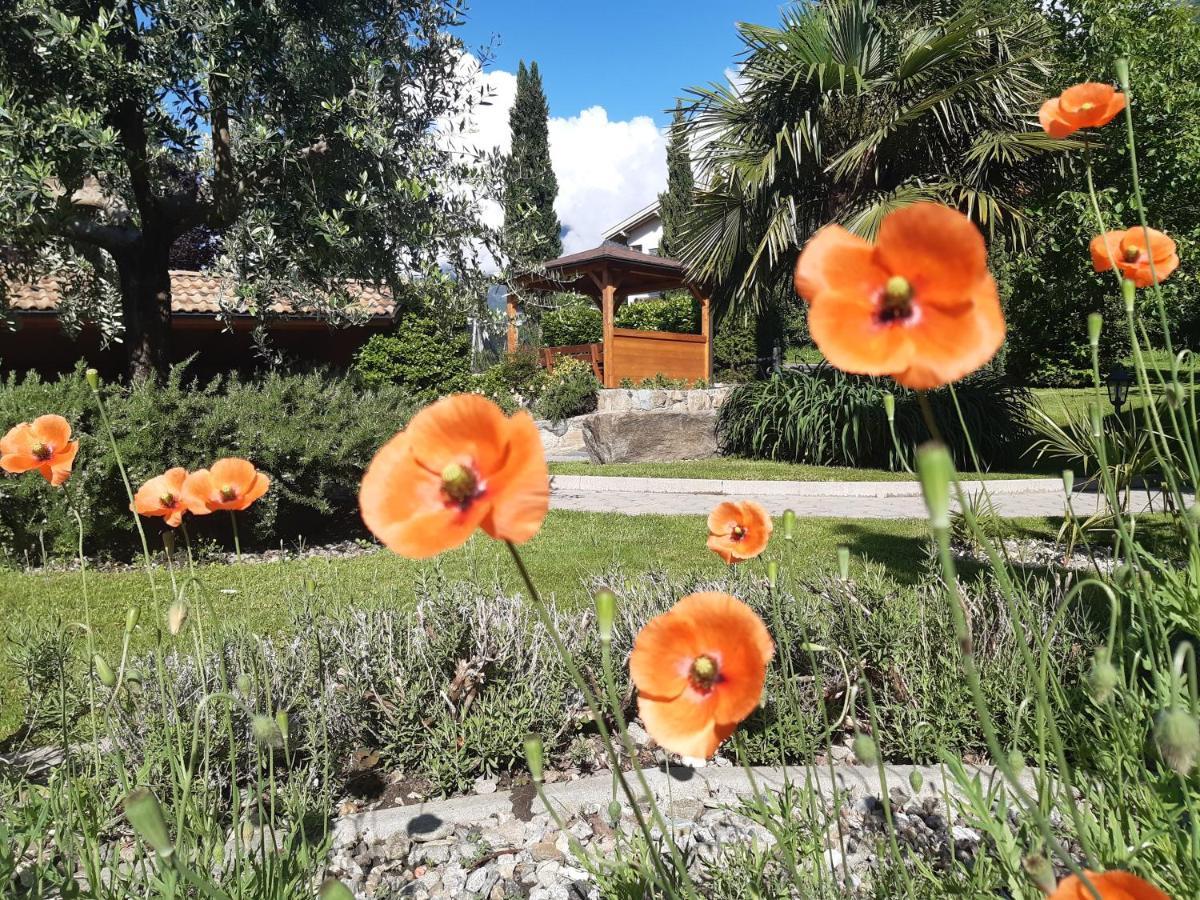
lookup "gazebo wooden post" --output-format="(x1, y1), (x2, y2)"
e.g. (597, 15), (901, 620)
(689, 285), (713, 385)
(506, 293), (518, 354)
(600, 267), (617, 388)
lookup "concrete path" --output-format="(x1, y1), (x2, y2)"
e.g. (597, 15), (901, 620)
(550, 474), (1183, 519)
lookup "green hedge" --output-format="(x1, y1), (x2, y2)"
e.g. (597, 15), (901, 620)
(717, 366), (1033, 470)
(0, 367), (417, 563)
(541, 292), (700, 348)
(352, 315), (470, 400)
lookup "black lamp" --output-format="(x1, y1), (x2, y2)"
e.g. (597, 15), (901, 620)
(1106, 364), (1133, 414)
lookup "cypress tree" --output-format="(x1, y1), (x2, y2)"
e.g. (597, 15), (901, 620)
(657, 103), (694, 259)
(504, 61), (562, 262)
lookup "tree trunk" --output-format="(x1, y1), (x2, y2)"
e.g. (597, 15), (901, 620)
(118, 240), (173, 381)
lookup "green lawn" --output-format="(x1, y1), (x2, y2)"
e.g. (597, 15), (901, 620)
(0, 509), (966, 738)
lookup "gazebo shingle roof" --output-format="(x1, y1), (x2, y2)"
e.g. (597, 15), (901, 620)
(513, 241), (694, 298)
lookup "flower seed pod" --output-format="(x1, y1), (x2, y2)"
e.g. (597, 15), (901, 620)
(1154, 708), (1200, 776)
(252, 714), (284, 750)
(167, 601), (188, 636)
(1087, 649), (1119, 705)
(593, 589), (617, 643)
(524, 734), (544, 783)
(852, 732), (878, 766)
(94, 654), (116, 688)
(85, 368), (101, 391)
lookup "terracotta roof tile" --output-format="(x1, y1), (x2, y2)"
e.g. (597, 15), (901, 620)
(6, 271), (394, 318)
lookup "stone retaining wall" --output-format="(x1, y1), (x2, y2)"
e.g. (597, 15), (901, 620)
(596, 387), (729, 414)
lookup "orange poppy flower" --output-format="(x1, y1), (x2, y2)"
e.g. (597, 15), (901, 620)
(794, 202), (1004, 390)
(182, 458), (270, 513)
(707, 500), (772, 564)
(1090, 226), (1179, 288)
(1039, 83), (1126, 138)
(132, 468), (207, 528)
(1049, 871), (1171, 900)
(358, 393), (549, 559)
(630, 592), (774, 759)
(0, 414), (79, 486)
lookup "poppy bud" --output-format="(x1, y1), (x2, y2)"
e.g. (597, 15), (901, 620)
(593, 589), (617, 643)
(1115, 57), (1130, 91)
(275, 710), (290, 746)
(782, 509), (796, 541)
(124, 788), (174, 859)
(607, 799), (622, 826)
(252, 714), (284, 749)
(125, 606), (140, 634)
(1062, 469), (1074, 497)
(908, 769), (923, 794)
(1165, 382), (1186, 411)
(916, 442), (953, 531)
(852, 732), (877, 766)
(1087, 313), (1103, 349)
(836, 545), (850, 581)
(1022, 853), (1057, 896)
(319, 880), (355, 900)
(524, 734), (544, 783)
(85, 368), (101, 391)
(1006, 750), (1025, 775)
(1087, 649), (1119, 704)
(767, 560), (779, 588)
(167, 601), (188, 636)
(94, 654), (116, 688)
(1088, 403), (1102, 439)
(1121, 278), (1135, 313)
(1154, 708), (1200, 776)
(235, 673), (253, 696)
(883, 391), (895, 423)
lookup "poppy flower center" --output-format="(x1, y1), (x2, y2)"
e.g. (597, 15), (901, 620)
(441, 462), (481, 508)
(731, 524), (747, 541)
(219, 485), (238, 502)
(689, 654), (721, 693)
(159, 492), (177, 507)
(31, 441), (53, 461)
(1079, 101), (1096, 111)
(878, 275), (915, 324)
(1123, 245), (1142, 263)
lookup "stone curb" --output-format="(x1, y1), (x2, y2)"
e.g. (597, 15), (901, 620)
(550, 474), (1067, 498)
(332, 763), (1033, 848)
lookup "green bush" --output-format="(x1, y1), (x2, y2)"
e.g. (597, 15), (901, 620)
(713, 311), (758, 381)
(535, 357), (598, 421)
(0, 366), (417, 562)
(472, 350), (547, 413)
(541, 303), (602, 346)
(614, 291), (699, 333)
(717, 365), (1033, 470)
(352, 315), (470, 400)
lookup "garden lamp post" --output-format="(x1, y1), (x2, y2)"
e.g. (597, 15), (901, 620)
(1106, 364), (1133, 415)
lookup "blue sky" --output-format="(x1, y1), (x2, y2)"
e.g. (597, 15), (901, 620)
(458, 1), (791, 126)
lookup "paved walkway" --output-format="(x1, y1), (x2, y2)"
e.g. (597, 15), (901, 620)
(550, 474), (1185, 519)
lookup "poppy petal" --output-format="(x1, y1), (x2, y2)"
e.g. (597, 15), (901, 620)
(637, 691), (723, 758)
(874, 203), (989, 307)
(808, 290), (914, 377)
(31, 414), (72, 449)
(182, 469), (215, 510)
(630, 610), (700, 701)
(1049, 871), (1170, 900)
(405, 394), (510, 477)
(477, 410), (549, 545)
(679, 593), (774, 724)
(1038, 98), (1077, 138)
(46, 440), (78, 486)
(210, 458), (259, 495)
(793, 224), (885, 303)
(893, 280), (1004, 390)
(1090, 231), (1123, 273)
(241, 472), (271, 507)
(1059, 82), (1116, 118)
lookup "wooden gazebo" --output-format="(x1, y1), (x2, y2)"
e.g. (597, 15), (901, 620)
(506, 242), (712, 388)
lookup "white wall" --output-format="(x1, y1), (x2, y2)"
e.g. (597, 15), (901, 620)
(621, 217), (663, 255)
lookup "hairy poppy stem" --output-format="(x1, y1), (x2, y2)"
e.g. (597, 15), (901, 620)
(504, 541), (700, 898)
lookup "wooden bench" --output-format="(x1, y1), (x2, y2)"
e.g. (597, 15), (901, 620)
(540, 343), (604, 382)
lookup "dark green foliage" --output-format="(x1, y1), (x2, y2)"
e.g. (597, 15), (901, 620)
(0, 367), (417, 562)
(713, 312), (759, 382)
(352, 317), (470, 400)
(504, 60), (562, 263)
(657, 104), (695, 259)
(473, 350), (547, 412)
(541, 303), (602, 347)
(717, 366), (1033, 469)
(535, 358), (598, 421)
(615, 291), (699, 333)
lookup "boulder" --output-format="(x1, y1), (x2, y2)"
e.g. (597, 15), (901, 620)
(581, 410), (719, 463)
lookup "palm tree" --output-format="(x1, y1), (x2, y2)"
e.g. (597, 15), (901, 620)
(679, 0), (1064, 331)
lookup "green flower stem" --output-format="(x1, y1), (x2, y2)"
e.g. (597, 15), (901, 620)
(505, 541), (697, 898)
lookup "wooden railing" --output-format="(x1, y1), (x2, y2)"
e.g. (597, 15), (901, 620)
(609, 328), (708, 386)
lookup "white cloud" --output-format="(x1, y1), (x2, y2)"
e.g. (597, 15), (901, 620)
(456, 56), (669, 258)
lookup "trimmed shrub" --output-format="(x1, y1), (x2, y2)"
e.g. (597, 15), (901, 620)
(0, 366), (418, 562)
(717, 365), (1033, 470)
(713, 312), (758, 381)
(352, 315), (470, 400)
(473, 350), (547, 413)
(614, 291), (699, 333)
(541, 303), (602, 347)
(535, 357), (598, 421)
